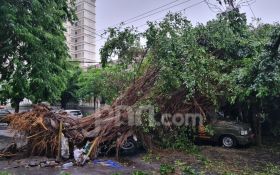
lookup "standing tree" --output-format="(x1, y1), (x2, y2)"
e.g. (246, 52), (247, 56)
(100, 27), (142, 68)
(0, 0), (75, 112)
(60, 63), (82, 109)
(78, 65), (134, 107)
(233, 25), (280, 145)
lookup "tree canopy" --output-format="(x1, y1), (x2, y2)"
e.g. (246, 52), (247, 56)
(99, 11), (280, 142)
(0, 0), (75, 111)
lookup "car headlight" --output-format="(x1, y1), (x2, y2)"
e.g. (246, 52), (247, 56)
(241, 130), (248, 136)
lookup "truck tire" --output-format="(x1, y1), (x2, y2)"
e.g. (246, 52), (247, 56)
(120, 138), (137, 155)
(221, 135), (236, 148)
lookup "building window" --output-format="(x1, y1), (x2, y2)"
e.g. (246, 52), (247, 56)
(75, 31), (77, 35)
(75, 54), (77, 58)
(75, 46), (78, 50)
(75, 39), (78, 43)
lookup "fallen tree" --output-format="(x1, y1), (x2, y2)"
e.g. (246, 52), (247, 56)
(6, 67), (161, 158)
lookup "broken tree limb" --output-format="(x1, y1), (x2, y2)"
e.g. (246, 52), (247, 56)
(56, 121), (63, 161)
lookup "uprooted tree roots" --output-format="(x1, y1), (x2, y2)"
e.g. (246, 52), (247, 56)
(5, 67), (211, 158)
(6, 67), (160, 158)
(7, 105), (84, 156)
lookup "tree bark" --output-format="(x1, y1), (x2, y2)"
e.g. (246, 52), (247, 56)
(253, 112), (262, 146)
(93, 96), (96, 110)
(14, 100), (20, 113)
(256, 114), (262, 146)
(61, 99), (67, 109)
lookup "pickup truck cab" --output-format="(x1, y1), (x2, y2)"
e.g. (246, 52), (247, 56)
(196, 114), (254, 148)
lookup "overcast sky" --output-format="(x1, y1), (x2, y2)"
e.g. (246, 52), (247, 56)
(95, 0), (280, 61)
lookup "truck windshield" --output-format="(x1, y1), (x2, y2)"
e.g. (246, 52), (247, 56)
(70, 111), (82, 116)
(211, 112), (232, 122)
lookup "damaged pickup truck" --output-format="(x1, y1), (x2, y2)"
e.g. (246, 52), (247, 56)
(196, 113), (255, 148)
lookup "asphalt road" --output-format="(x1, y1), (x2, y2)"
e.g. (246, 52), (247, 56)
(0, 125), (158, 175)
(0, 125), (13, 137)
(0, 125), (15, 150)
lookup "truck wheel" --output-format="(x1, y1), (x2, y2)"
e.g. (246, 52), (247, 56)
(221, 135), (236, 148)
(120, 139), (137, 155)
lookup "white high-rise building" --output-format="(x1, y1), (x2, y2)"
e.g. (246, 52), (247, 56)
(65, 0), (97, 68)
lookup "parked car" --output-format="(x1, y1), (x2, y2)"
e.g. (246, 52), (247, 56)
(196, 114), (254, 148)
(0, 109), (11, 124)
(65, 110), (83, 118)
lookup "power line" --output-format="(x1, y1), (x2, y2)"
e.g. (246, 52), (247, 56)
(96, 1), (205, 42)
(96, 0), (183, 33)
(122, 0), (182, 24)
(122, 0), (194, 27)
(96, 0), (194, 33)
(246, 0), (256, 19)
(135, 1), (205, 29)
(204, 0), (224, 13)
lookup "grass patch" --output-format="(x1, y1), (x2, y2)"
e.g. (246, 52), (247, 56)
(0, 172), (11, 175)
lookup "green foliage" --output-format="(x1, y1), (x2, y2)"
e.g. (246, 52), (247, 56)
(0, 172), (11, 175)
(222, 173), (236, 175)
(59, 172), (72, 175)
(160, 164), (175, 175)
(205, 125), (214, 136)
(174, 160), (198, 175)
(60, 63), (82, 108)
(182, 166), (197, 175)
(0, 0), (76, 109)
(78, 64), (135, 104)
(99, 9), (280, 144)
(132, 171), (150, 175)
(142, 155), (152, 163)
(159, 127), (199, 154)
(261, 164), (280, 175)
(100, 27), (142, 67)
(78, 67), (103, 100)
(111, 173), (122, 175)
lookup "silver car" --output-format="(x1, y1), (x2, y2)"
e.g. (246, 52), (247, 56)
(65, 110), (83, 118)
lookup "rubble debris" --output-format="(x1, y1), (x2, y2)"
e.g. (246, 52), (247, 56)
(62, 162), (74, 169)
(73, 147), (84, 165)
(0, 152), (16, 158)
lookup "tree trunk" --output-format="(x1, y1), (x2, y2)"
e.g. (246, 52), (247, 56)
(61, 99), (67, 109)
(256, 114), (262, 146)
(14, 100), (20, 113)
(93, 96), (96, 110)
(253, 112), (262, 146)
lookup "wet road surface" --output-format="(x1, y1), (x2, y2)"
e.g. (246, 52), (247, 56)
(0, 125), (158, 175)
